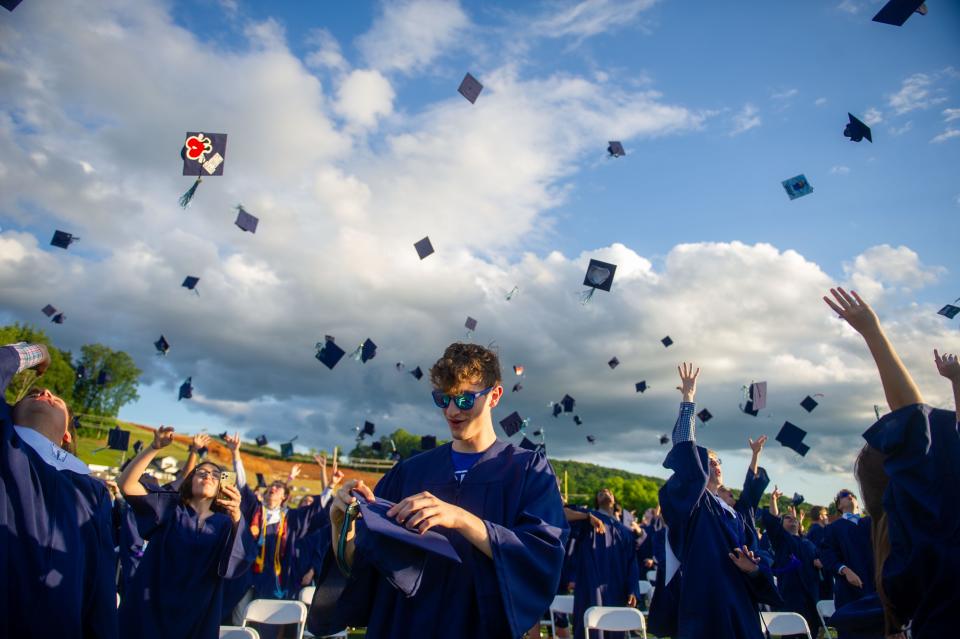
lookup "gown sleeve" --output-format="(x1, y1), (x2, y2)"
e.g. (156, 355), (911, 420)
(759, 508), (786, 551)
(736, 467), (769, 518)
(218, 514), (257, 578)
(125, 488), (180, 540)
(83, 482), (121, 639)
(818, 524), (843, 575)
(286, 492), (331, 535)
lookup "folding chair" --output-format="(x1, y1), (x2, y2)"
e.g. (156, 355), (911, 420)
(546, 594), (574, 639)
(645, 570), (657, 582)
(760, 611), (813, 639)
(219, 627), (260, 639)
(636, 580), (654, 610)
(816, 599), (836, 639)
(297, 587), (347, 639)
(242, 599), (308, 639)
(583, 606), (647, 639)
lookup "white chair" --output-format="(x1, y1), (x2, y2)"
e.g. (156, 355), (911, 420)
(546, 594), (574, 639)
(219, 627), (260, 639)
(295, 588), (348, 639)
(583, 606), (647, 639)
(242, 599), (308, 639)
(760, 611), (813, 639)
(816, 599), (837, 639)
(636, 580), (654, 608)
(646, 570), (657, 582)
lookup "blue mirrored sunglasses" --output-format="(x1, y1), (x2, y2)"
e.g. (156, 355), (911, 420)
(431, 386), (493, 410)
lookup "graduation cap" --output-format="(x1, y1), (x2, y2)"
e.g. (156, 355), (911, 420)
(97, 370), (111, 386)
(410, 366), (424, 380)
(51, 312), (66, 324)
(513, 365), (524, 376)
(371, 441), (383, 453)
(506, 285), (519, 301)
(316, 338), (346, 369)
(2, 1), (25, 12)
(107, 427), (130, 452)
(255, 473), (268, 489)
(782, 174), (813, 200)
(217, 431), (229, 440)
(776, 421), (810, 456)
(351, 338), (377, 363)
(41, 304), (57, 317)
(256, 434), (268, 447)
(234, 205), (259, 233)
(659, 434), (670, 445)
(573, 415), (583, 426)
(280, 442), (294, 458)
(743, 381), (767, 416)
(500, 411), (525, 437)
(179, 132), (227, 207)
(791, 492), (805, 507)
(697, 409), (713, 424)
(511, 383), (523, 393)
(607, 141), (625, 158)
(154, 335), (170, 356)
(414, 236), (435, 260)
(178, 377), (193, 400)
(872, 0), (927, 26)
(586, 435), (596, 444)
(552, 403), (562, 418)
(800, 395), (819, 412)
(635, 381), (648, 393)
(457, 72), (483, 104)
(182, 276), (200, 292)
(561, 394), (575, 413)
(358, 496), (462, 565)
(50, 230), (78, 249)
(581, 259), (617, 303)
(196, 445), (208, 458)
(133, 440), (143, 454)
(465, 316), (478, 332)
(362, 421), (376, 437)
(661, 336), (673, 348)
(938, 304), (959, 319)
(844, 113), (873, 143)
(608, 357), (620, 369)
(420, 435), (437, 450)
(518, 436), (542, 453)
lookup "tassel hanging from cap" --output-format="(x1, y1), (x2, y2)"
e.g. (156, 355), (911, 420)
(179, 176), (202, 208)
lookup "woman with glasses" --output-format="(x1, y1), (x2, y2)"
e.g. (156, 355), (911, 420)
(117, 425), (257, 639)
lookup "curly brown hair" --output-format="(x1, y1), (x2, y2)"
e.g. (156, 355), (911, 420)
(430, 342), (502, 393)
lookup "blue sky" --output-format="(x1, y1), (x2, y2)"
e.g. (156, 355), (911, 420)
(1, 0), (958, 504)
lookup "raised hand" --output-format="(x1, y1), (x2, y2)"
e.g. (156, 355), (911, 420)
(823, 288), (880, 335)
(934, 349), (960, 382)
(215, 483), (243, 525)
(314, 453), (327, 470)
(152, 426), (175, 450)
(191, 432), (210, 451)
(771, 485), (782, 502)
(676, 362), (700, 403)
(748, 435), (767, 455)
(34, 344), (51, 375)
(287, 464), (302, 483)
(331, 468), (345, 487)
(223, 432), (242, 454)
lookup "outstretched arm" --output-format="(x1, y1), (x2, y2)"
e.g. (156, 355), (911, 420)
(181, 432), (209, 478)
(672, 362), (700, 444)
(823, 288), (923, 412)
(223, 432), (247, 488)
(748, 434), (767, 475)
(769, 485), (781, 517)
(118, 426), (175, 497)
(934, 350), (960, 423)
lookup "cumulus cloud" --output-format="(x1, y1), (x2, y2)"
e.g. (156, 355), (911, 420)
(729, 104), (760, 136)
(842, 245), (944, 299)
(862, 107), (883, 126)
(931, 129), (960, 143)
(334, 69), (396, 128)
(888, 72), (948, 116)
(944, 108), (960, 123)
(534, 0), (659, 40)
(889, 121), (913, 136)
(357, 0), (469, 74)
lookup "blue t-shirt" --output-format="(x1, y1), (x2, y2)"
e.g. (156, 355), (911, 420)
(451, 449), (483, 485)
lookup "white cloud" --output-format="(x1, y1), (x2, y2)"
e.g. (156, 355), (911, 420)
(334, 69), (395, 128)
(356, 0), (468, 74)
(842, 245), (944, 298)
(534, 0), (659, 40)
(888, 72), (948, 115)
(943, 108), (960, 122)
(889, 121), (913, 136)
(830, 165), (850, 175)
(837, 0), (861, 14)
(305, 28), (349, 73)
(729, 103), (760, 136)
(862, 107), (883, 126)
(771, 88), (798, 100)
(931, 128), (960, 143)
(815, 97), (828, 107)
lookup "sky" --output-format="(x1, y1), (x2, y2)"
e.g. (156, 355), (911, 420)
(1, 0), (958, 504)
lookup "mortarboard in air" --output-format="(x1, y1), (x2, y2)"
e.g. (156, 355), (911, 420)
(561, 394), (575, 413)
(608, 357), (620, 369)
(256, 472), (268, 488)
(235, 205), (259, 234)
(697, 409), (713, 424)
(97, 370), (111, 386)
(743, 381), (767, 416)
(518, 437), (542, 453)
(512, 383), (523, 393)
(280, 442), (294, 458)
(531, 428), (543, 437)
(420, 435), (437, 450)
(316, 338), (346, 370)
(499, 411), (525, 437)
(791, 492), (805, 507)
(635, 381), (648, 393)
(178, 377), (193, 400)
(776, 421), (809, 456)
(552, 403), (562, 418)
(414, 236), (435, 260)
(179, 132), (227, 208)
(573, 415), (583, 425)
(2, 1), (25, 12)
(937, 304), (959, 319)
(661, 336), (673, 348)
(582, 259), (617, 303)
(182, 276), (200, 292)
(218, 431), (229, 440)
(133, 440), (143, 454)
(42, 304), (57, 317)
(371, 441), (383, 453)
(51, 230), (78, 249)
(844, 113), (873, 143)
(51, 312), (65, 324)
(586, 435), (596, 444)
(465, 316), (478, 332)
(800, 395), (819, 412)
(607, 141), (625, 158)
(351, 338), (377, 363)
(196, 445), (208, 458)
(256, 434), (268, 447)
(410, 366), (424, 380)
(513, 365), (524, 375)
(457, 72), (483, 104)
(107, 427), (131, 452)
(872, 0), (927, 26)
(506, 285), (519, 301)
(782, 174), (813, 200)
(362, 421), (376, 437)
(154, 335), (170, 356)
(357, 496), (462, 563)
(76, 364), (86, 380)
(659, 434), (670, 445)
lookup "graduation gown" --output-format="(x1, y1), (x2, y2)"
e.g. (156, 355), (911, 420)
(863, 404), (960, 639)
(655, 441), (781, 639)
(114, 499), (146, 598)
(323, 440), (568, 639)
(734, 466), (768, 548)
(805, 523), (833, 600)
(119, 490), (257, 639)
(570, 510), (640, 639)
(0, 345), (118, 639)
(819, 515), (875, 610)
(759, 509), (821, 634)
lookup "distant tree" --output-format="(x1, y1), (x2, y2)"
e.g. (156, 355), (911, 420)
(349, 428), (446, 459)
(0, 323), (76, 406)
(72, 344), (141, 417)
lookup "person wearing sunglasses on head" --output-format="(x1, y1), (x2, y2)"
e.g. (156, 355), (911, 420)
(319, 342), (568, 639)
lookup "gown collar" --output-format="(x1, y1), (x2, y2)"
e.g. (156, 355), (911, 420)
(14, 425), (90, 475)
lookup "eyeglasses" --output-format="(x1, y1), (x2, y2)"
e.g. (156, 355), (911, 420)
(709, 456), (723, 467)
(837, 491), (854, 500)
(194, 470), (221, 480)
(431, 387), (494, 410)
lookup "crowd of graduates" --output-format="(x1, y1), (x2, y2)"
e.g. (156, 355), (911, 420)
(1, 287), (958, 639)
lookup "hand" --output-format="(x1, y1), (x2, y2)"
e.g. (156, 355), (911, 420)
(748, 434), (767, 455)
(823, 288), (880, 335)
(216, 483), (243, 525)
(330, 479), (375, 540)
(676, 362), (700, 403)
(643, 558), (655, 569)
(287, 464), (302, 483)
(588, 513), (607, 535)
(813, 558), (823, 569)
(771, 485), (783, 502)
(842, 566), (863, 588)
(934, 349), (960, 383)
(152, 426), (175, 450)
(104, 479), (121, 501)
(191, 433), (210, 451)
(223, 432), (242, 454)
(330, 469), (345, 487)
(728, 545), (760, 574)
(386, 491), (468, 535)
(301, 568), (315, 586)
(34, 344), (51, 375)
(627, 594), (638, 608)
(314, 453), (327, 469)
(566, 582), (575, 593)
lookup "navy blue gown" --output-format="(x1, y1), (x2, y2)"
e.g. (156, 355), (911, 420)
(0, 345), (118, 639)
(804, 523), (833, 600)
(734, 466), (768, 548)
(863, 404), (960, 639)
(819, 515), (875, 610)
(570, 510), (641, 639)
(759, 509), (821, 635)
(323, 440), (568, 638)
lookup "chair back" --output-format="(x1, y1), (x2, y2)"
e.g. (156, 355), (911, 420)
(242, 599), (307, 639)
(583, 606), (646, 638)
(219, 627), (260, 639)
(760, 611), (813, 639)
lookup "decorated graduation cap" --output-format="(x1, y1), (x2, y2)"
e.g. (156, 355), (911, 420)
(800, 395), (819, 413)
(280, 441), (294, 458)
(50, 230), (79, 249)
(782, 174), (813, 200)
(499, 411), (525, 437)
(107, 427), (130, 452)
(414, 236), (435, 260)
(697, 409), (713, 424)
(560, 394), (575, 413)
(316, 337), (346, 369)
(844, 113), (873, 143)
(457, 72), (483, 104)
(182, 276), (200, 292)
(581, 259), (617, 304)
(154, 335), (170, 356)
(607, 141), (625, 158)
(362, 421), (376, 437)
(420, 435), (437, 450)
(573, 415), (583, 426)
(661, 336), (673, 348)
(235, 205), (259, 233)
(743, 381), (767, 416)
(872, 0), (927, 26)
(608, 357), (620, 369)
(635, 381), (648, 393)
(255, 434), (268, 447)
(938, 304), (959, 319)
(776, 421), (809, 456)
(659, 434), (670, 445)
(410, 366), (424, 380)
(178, 377), (193, 400)
(351, 338), (377, 363)
(179, 132), (227, 208)
(511, 383), (523, 393)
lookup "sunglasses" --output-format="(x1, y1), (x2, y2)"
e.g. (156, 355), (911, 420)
(431, 386), (494, 410)
(837, 491), (854, 500)
(194, 470), (222, 480)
